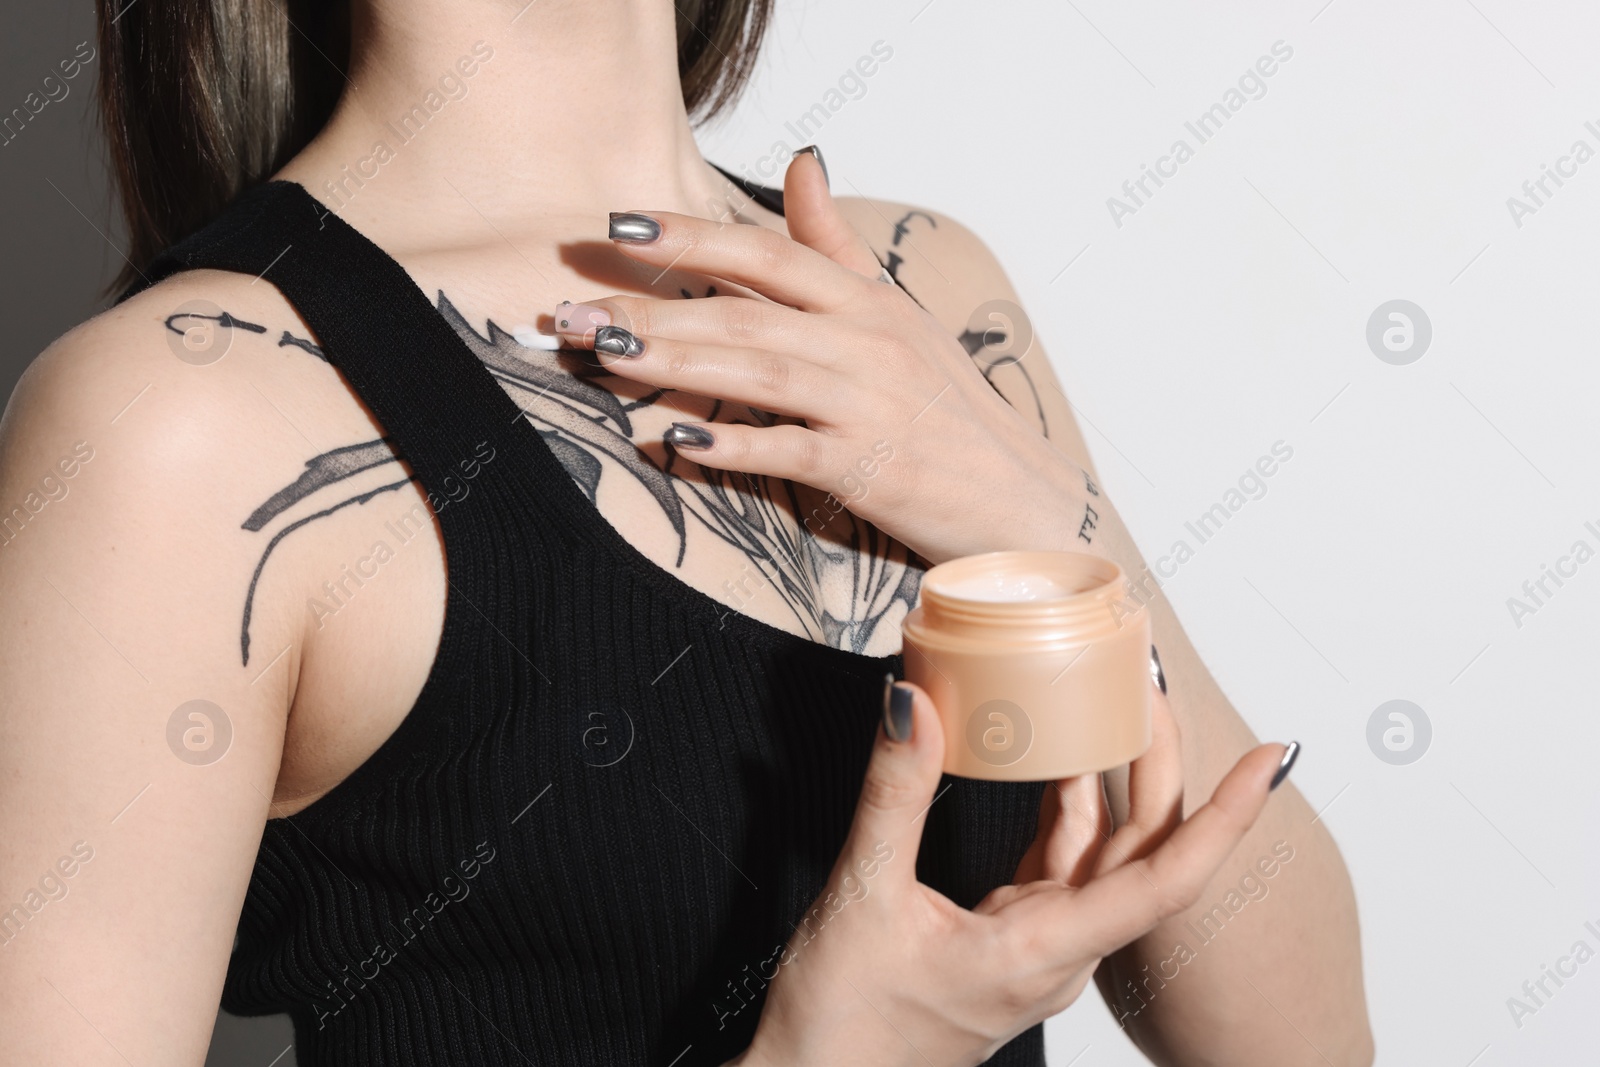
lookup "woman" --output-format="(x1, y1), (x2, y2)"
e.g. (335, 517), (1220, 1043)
(0, 0), (1372, 1063)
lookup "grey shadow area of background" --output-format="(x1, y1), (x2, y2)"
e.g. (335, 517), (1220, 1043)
(0, 0), (117, 402)
(1, 4), (300, 1065)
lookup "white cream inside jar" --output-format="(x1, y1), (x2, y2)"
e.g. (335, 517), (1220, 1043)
(929, 572), (1081, 602)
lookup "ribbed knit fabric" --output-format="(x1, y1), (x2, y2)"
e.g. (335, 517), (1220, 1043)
(120, 178), (1047, 1066)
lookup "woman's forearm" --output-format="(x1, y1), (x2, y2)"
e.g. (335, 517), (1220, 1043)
(1076, 491), (1373, 1065)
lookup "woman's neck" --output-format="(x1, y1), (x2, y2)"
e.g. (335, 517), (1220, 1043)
(278, 0), (744, 250)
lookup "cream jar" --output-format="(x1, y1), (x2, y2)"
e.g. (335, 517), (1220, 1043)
(902, 550), (1151, 781)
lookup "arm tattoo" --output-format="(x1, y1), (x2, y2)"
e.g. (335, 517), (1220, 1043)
(240, 468), (412, 665)
(235, 433), (412, 665)
(242, 440), (399, 532)
(223, 232), (1049, 664)
(882, 209), (936, 285)
(165, 310), (267, 341)
(958, 326), (1049, 436)
(1077, 504), (1098, 544)
(277, 330), (328, 361)
(889, 210), (1049, 438)
(168, 307), (413, 663)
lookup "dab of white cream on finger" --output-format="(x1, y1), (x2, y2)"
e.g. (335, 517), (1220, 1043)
(510, 325), (562, 350)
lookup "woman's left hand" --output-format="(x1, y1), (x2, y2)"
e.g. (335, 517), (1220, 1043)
(552, 152), (1099, 565)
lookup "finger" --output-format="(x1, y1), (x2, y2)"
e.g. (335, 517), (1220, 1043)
(1016, 774), (1109, 887)
(585, 332), (829, 420)
(1091, 682), (1183, 878)
(782, 147), (888, 281)
(603, 209), (868, 312)
(1045, 773), (1111, 887)
(835, 678), (947, 890)
(1010, 778), (1062, 885)
(662, 421), (844, 496)
(553, 296), (823, 359)
(1021, 741), (1289, 960)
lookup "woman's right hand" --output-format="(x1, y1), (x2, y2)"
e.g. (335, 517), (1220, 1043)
(732, 678), (1292, 1067)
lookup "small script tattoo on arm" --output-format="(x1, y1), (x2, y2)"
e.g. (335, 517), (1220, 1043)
(1077, 504), (1098, 544)
(1078, 472), (1100, 544)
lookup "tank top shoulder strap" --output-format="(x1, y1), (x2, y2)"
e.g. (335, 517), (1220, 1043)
(117, 180), (547, 506)
(712, 163), (787, 215)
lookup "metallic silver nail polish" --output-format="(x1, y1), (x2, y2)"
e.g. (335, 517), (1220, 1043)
(594, 325), (644, 357)
(664, 423), (714, 450)
(883, 673), (913, 742)
(609, 212), (661, 243)
(1270, 741), (1300, 791)
(1150, 644), (1166, 695)
(794, 144), (829, 188)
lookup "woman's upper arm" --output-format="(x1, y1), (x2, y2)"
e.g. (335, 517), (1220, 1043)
(0, 307), (297, 1065)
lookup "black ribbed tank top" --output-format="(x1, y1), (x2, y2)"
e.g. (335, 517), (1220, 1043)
(120, 176), (1047, 1066)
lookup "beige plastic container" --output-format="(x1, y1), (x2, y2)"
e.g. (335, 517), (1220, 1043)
(902, 551), (1151, 781)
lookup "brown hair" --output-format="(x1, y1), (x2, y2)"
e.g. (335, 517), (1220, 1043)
(96, 0), (773, 294)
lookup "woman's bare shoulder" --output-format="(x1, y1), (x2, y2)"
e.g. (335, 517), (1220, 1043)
(833, 195), (1022, 321)
(16, 270), (329, 425)
(8, 269), (377, 492)
(1, 267), (388, 681)
(0, 267), (345, 1063)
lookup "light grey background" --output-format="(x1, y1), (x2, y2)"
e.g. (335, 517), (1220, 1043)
(703, 2), (1599, 1064)
(5, 1), (1597, 1064)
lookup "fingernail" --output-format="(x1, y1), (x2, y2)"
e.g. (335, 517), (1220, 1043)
(1270, 741), (1300, 791)
(1150, 644), (1166, 695)
(882, 673), (913, 742)
(794, 144), (829, 188)
(594, 325), (644, 357)
(664, 422), (714, 450)
(555, 303), (611, 334)
(609, 212), (661, 243)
